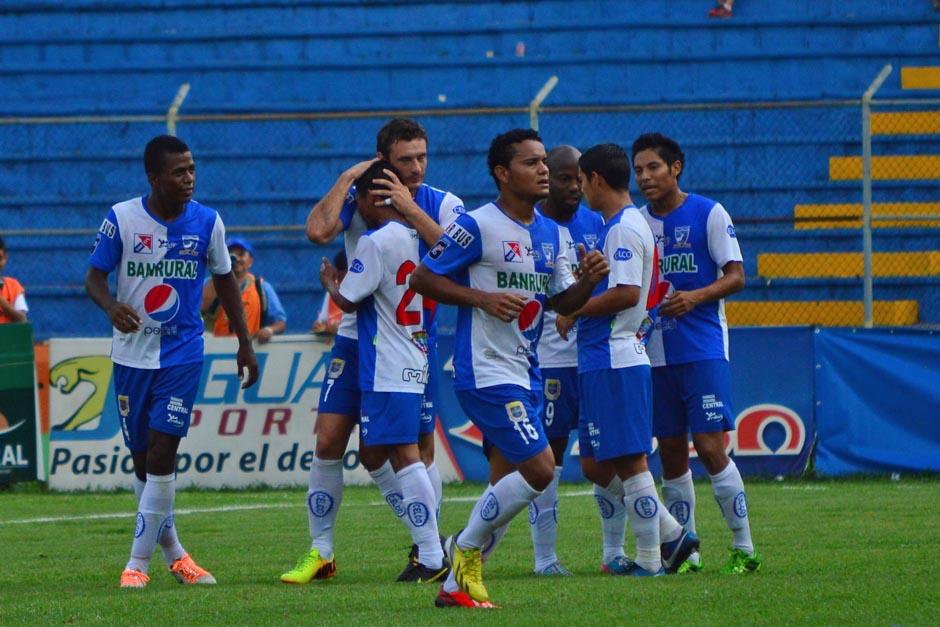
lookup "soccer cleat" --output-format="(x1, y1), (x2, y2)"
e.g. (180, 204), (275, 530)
(120, 568), (150, 588)
(677, 551), (704, 574)
(600, 555), (636, 575)
(396, 560), (450, 583)
(719, 548), (762, 574)
(534, 561), (573, 576)
(446, 535), (489, 603)
(279, 548), (337, 584)
(435, 587), (497, 609)
(169, 553), (217, 585)
(661, 529), (700, 574)
(626, 563), (666, 577)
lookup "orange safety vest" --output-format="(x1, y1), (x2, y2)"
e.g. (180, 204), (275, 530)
(0, 276), (25, 324)
(212, 273), (266, 336)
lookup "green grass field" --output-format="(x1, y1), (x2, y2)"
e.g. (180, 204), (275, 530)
(1, 478), (937, 625)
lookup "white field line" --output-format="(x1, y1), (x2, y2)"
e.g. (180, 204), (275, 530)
(0, 489), (595, 526)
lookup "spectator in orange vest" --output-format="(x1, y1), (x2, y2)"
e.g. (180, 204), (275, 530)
(0, 236), (28, 324)
(311, 250), (346, 336)
(201, 237), (286, 343)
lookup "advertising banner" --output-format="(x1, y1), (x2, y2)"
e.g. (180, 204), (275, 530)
(0, 323), (42, 482)
(436, 327), (817, 482)
(814, 328), (940, 475)
(47, 335), (462, 490)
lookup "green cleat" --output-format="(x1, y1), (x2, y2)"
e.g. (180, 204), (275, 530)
(719, 548), (762, 574)
(280, 548), (337, 584)
(677, 551), (704, 574)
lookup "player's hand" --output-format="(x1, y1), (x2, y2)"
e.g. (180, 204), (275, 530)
(578, 245), (609, 285)
(480, 292), (527, 322)
(372, 169), (419, 217)
(556, 314), (577, 341)
(256, 326), (274, 344)
(237, 341), (259, 389)
(319, 257), (339, 291)
(659, 290), (700, 318)
(107, 302), (142, 333)
(342, 158), (379, 182)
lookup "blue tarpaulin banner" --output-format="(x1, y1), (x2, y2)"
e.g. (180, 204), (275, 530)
(814, 328), (940, 476)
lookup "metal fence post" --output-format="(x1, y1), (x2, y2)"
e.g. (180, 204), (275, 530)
(529, 75), (558, 131)
(166, 82), (191, 136)
(861, 65), (892, 328)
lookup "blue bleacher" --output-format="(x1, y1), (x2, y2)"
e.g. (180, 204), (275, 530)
(1, 0), (938, 338)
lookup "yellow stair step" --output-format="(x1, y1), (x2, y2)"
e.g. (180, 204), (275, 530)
(872, 111), (940, 135)
(829, 155), (940, 180)
(758, 251), (940, 278)
(793, 202), (940, 229)
(901, 66), (940, 90)
(726, 300), (919, 326)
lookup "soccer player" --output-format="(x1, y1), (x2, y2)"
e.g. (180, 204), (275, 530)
(633, 132), (761, 574)
(0, 235), (28, 324)
(85, 135), (259, 588)
(282, 118), (464, 584)
(528, 145), (606, 576)
(317, 160), (447, 582)
(410, 128), (610, 608)
(558, 143), (699, 576)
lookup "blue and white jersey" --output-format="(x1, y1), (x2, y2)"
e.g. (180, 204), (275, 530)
(578, 206), (655, 373)
(338, 221), (428, 393)
(89, 196), (230, 369)
(336, 183), (464, 340)
(535, 203), (604, 369)
(422, 203), (575, 391)
(641, 193), (743, 367)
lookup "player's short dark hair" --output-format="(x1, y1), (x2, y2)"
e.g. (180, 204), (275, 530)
(579, 143), (631, 191)
(333, 250), (347, 272)
(487, 128), (542, 190)
(632, 133), (685, 180)
(354, 160), (403, 196)
(144, 135), (191, 175)
(376, 118), (428, 158)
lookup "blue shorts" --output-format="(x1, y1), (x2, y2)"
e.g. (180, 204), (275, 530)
(360, 391), (423, 446)
(112, 361), (203, 452)
(456, 385), (548, 464)
(652, 359), (735, 438)
(317, 335), (360, 418)
(419, 343), (440, 437)
(578, 365), (652, 461)
(541, 366), (579, 439)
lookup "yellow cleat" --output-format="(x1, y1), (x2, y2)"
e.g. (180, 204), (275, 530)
(120, 568), (150, 588)
(280, 548), (337, 584)
(170, 553), (217, 585)
(447, 536), (489, 603)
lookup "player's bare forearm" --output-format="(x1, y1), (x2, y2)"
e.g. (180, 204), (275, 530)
(328, 285), (357, 314)
(85, 267), (142, 333)
(306, 159), (378, 243)
(570, 284), (640, 318)
(661, 261), (744, 318)
(402, 209), (443, 247)
(410, 264), (484, 308)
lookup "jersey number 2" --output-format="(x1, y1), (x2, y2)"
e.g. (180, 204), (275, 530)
(395, 260), (420, 326)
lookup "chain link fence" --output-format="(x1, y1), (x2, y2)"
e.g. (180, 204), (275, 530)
(1, 85), (937, 337)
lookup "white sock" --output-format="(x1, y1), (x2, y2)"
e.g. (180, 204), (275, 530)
(529, 466), (562, 571)
(426, 462), (443, 522)
(710, 459), (754, 553)
(460, 471), (541, 550)
(307, 457), (344, 559)
(442, 487), (512, 593)
(127, 473), (174, 573)
(396, 462), (444, 569)
(368, 460), (409, 529)
(662, 469), (697, 535)
(623, 471), (662, 573)
(134, 475), (185, 564)
(594, 477), (627, 563)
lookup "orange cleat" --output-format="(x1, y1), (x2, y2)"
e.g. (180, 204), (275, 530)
(169, 553), (217, 585)
(120, 568), (150, 588)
